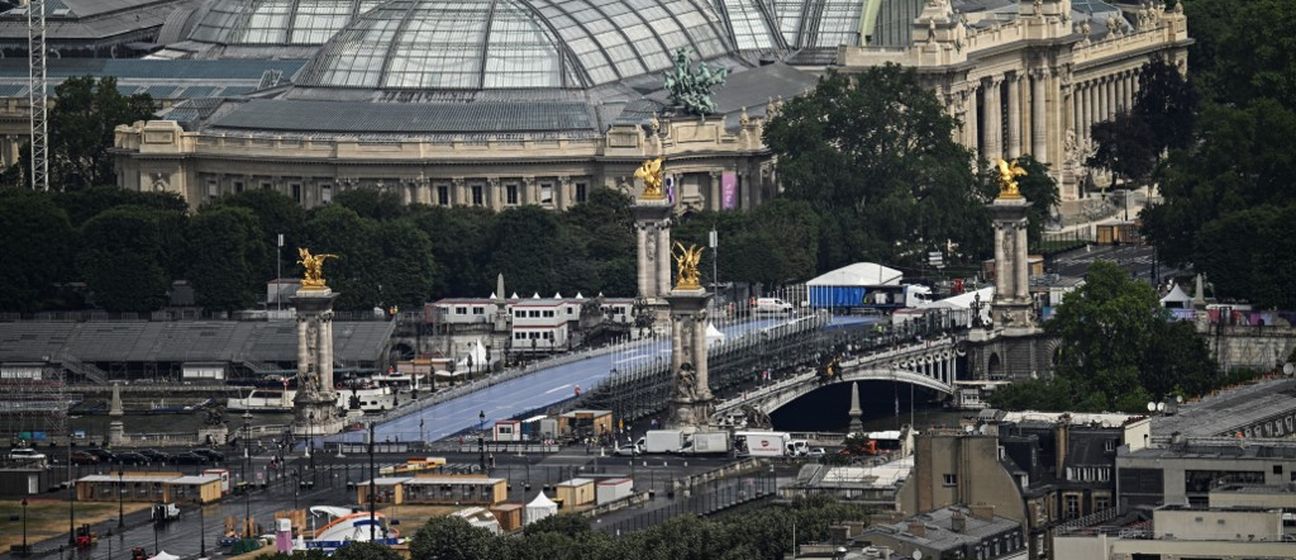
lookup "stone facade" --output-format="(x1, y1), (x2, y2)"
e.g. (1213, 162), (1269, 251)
(96, 1), (1190, 212)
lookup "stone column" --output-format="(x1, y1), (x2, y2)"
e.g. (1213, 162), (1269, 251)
(966, 85), (980, 151)
(1031, 69), (1048, 162)
(982, 77), (1003, 162)
(666, 288), (713, 431)
(656, 221), (671, 296)
(1006, 75), (1022, 159)
(452, 178), (466, 206)
(635, 223), (653, 298)
(994, 222), (1008, 296)
(1106, 77), (1116, 118)
(708, 171), (721, 211)
(692, 313), (711, 401)
(1097, 79), (1109, 122)
(1014, 222), (1029, 300)
(988, 195), (1035, 331)
(1116, 73), (1128, 112)
(319, 310), (335, 393)
(292, 287), (343, 436)
(522, 178), (536, 205)
(485, 178), (500, 210)
(1080, 84), (1091, 139)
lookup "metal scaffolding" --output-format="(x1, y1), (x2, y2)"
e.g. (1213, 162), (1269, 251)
(28, 0), (48, 192)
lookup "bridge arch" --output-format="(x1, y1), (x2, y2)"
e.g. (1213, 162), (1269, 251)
(760, 367), (954, 416)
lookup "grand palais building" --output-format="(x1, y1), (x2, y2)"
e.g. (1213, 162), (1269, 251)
(0, 0), (1188, 213)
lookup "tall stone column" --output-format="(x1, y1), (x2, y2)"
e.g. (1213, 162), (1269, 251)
(966, 86), (980, 151)
(635, 223), (653, 298)
(656, 224), (671, 296)
(982, 78), (1003, 162)
(1080, 84), (1091, 139)
(1106, 77), (1116, 118)
(666, 286), (713, 432)
(988, 194), (1036, 332)
(1006, 75), (1022, 159)
(631, 161), (674, 326)
(708, 171), (722, 211)
(1031, 70), (1048, 161)
(292, 287), (344, 436)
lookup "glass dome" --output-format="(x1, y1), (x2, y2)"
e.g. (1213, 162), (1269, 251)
(188, 0), (385, 46)
(297, 0), (737, 90)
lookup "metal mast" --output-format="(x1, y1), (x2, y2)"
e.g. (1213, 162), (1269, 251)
(27, 0), (48, 191)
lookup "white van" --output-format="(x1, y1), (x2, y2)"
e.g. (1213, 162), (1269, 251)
(754, 297), (793, 314)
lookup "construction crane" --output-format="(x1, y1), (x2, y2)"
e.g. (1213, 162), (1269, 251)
(27, 0), (48, 191)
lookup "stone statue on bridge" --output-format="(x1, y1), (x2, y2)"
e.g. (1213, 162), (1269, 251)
(739, 404), (772, 429)
(675, 362), (698, 401)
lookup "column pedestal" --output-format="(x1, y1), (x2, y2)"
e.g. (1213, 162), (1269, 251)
(988, 198), (1038, 336)
(665, 288), (713, 433)
(632, 197), (674, 326)
(292, 288), (346, 436)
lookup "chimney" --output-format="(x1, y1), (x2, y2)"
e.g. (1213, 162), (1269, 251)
(951, 509), (967, 533)
(907, 520), (926, 537)
(1055, 416), (1070, 479)
(970, 503), (995, 521)
(829, 524), (850, 544)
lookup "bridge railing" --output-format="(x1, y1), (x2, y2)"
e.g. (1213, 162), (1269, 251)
(712, 336), (962, 416)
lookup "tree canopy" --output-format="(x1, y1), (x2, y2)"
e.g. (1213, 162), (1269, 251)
(990, 261), (1216, 412)
(35, 76), (155, 190)
(764, 65), (992, 272)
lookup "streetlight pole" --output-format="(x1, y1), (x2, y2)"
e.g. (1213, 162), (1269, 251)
(66, 435), (74, 545)
(478, 410), (487, 473)
(21, 498), (28, 556)
(367, 422), (376, 542)
(199, 502), (207, 558)
(117, 469), (124, 528)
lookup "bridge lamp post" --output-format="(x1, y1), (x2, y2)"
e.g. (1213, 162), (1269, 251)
(116, 469), (124, 528)
(485, 343), (493, 376)
(478, 411), (487, 474)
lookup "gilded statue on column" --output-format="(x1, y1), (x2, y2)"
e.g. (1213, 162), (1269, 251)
(672, 242), (704, 290)
(995, 158), (1027, 200)
(297, 247), (339, 290)
(634, 157), (666, 200)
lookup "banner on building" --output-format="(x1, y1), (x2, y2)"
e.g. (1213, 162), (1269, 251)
(721, 172), (738, 210)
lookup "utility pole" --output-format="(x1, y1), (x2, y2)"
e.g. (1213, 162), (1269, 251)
(66, 435), (74, 546)
(27, 0), (48, 192)
(276, 233), (284, 311)
(368, 422), (376, 542)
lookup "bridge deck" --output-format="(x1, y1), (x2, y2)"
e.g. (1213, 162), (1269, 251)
(327, 315), (870, 442)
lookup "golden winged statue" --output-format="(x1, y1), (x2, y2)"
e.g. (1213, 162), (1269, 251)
(634, 157), (666, 200)
(297, 247), (339, 290)
(672, 242), (704, 290)
(995, 158), (1028, 199)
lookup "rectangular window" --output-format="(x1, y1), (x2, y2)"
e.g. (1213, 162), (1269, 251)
(472, 185), (484, 206)
(1064, 494), (1080, 519)
(472, 307), (483, 315)
(540, 182), (554, 204)
(1094, 496), (1110, 511)
(291, 183), (302, 203)
(1105, 439), (1117, 452)
(321, 185), (333, 203)
(1275, 465), (1284, 475)
(261, 181), (272, 190)
(455, 307), (467, 315)
(234, 181), (245, 193)
(206, 180), (218, 199)
(437, 185), (450, 205)
(506, 183), (519, 205)
(575, 182), (588, 202)
(943, 474), (957, 486)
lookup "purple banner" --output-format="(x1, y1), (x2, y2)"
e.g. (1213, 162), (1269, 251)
(721, 171), (738, 210)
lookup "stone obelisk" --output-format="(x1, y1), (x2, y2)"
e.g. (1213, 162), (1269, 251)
(847, 381), (863, 434)
(292, 248), (345, 436)
(631, 157), (674, 330)
(665, 243), (713, 433)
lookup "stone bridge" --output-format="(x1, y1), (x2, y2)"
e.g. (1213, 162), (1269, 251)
(711, 336), (963, 421)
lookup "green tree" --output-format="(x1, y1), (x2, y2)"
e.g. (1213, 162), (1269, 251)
(1182, 0), (1296, 109)
(409, 517), (496, 560)
(332, 542), (402, 560)
(1005, 156), (1059, 248)
(334, 189), (407, 221)
(1131, 56), (1198, 154)
(562, 188), (636, 296)
(302, 204), (381, 309)
(55, 186), (187, 226)
(764, 65), (990, 271)
(522, 513), (591, 539)
(211, 189), (307, 269)
(1087, 111), (1157, 191)
(77, 206), (176, 312)
(485, 206), (580, 296)
(408, 206), (495, 297)
(187, 206), (268, 311)
(368, 219), (437, 308)
(39, 76), (155, 190)
(0, 191), (75, 311)
(1042, 261), (1215, 411)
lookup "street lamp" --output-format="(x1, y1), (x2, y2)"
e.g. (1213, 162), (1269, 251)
(467, 354), (475, 382)
(478, 410), (487, 473)
(485, 343), (493, 375)
(21, 497), (28, 556)
(117, 470), (124, 528)
(199, 503), (207, 558)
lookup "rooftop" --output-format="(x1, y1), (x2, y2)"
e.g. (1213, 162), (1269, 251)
(1151, 377), (1296, 438)
(861, 506), (1020, 553)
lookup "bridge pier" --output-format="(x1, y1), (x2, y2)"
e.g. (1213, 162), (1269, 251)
(666, 287), (714, 432)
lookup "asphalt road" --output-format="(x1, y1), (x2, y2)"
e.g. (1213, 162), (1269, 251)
(1049, 244), (1182, 285)
(333, 316), (866, 444)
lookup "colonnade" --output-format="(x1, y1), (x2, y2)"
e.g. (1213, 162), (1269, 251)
(952, 66), (1144, 166)
(1072, 68), (1142, 140)
(900, 352), (958, 387)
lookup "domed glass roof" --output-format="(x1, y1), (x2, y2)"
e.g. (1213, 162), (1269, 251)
(189, 0), (385, 46)
(297, 0), (738, 90)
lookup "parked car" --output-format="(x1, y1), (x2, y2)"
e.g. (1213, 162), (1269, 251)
(613, 443), (641, 457)
(167, 452), (208, 465)
(85, 449), (116, 463)
(191, 449), (225, 463)
(8, 448), (47, 462)
(807, 447), (827, 458)
(137, 449), (168, 463)
(69, 451), (99, 465)
(114, 452), (148, 465)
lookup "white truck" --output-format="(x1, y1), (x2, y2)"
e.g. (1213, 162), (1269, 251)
(734, 431), (809, 457)
(640, 430), (686, 454)
(680, 431), (730, 455)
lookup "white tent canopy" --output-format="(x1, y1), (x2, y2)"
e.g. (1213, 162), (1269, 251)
(806, 262), (903, 287)
(148, 552), (180, 560)
(920, 286), (994, 327)
(705, 322), (725, 346)
(525, 492), (558, 525)
(1160, 284), (1192, 308)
